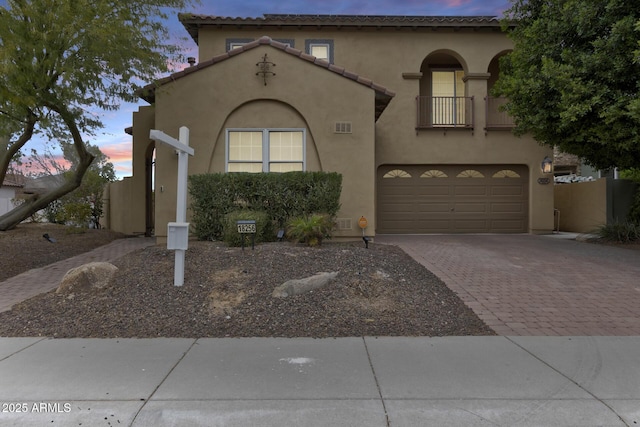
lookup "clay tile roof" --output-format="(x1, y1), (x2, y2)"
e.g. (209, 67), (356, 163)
(140, 36), (395, 121)
(1, 174), (25, 188)
(178, 14), (503, 44)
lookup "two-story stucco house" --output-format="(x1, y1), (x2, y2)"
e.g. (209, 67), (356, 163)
(107, 14), (554, 240)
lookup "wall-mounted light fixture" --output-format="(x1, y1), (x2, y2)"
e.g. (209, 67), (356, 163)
(541, 156), (553, 174)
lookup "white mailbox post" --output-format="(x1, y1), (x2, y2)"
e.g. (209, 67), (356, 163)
(149, 127), (194, 286)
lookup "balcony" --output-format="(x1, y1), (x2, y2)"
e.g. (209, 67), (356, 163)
(416, 96), (474, 129)
(485, 96), (515, 130)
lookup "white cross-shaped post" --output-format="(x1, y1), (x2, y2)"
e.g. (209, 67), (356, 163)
(149, 127), (194, 286)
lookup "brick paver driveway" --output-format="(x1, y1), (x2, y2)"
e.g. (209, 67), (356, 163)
(377, 234), (640, 335)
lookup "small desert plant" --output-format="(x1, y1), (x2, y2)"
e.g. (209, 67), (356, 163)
(286, 213), (334, 247)
(595, 221), (640, 243)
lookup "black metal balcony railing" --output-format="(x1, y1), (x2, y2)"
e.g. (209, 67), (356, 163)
(485, 96), (515, 129)
(416, 96), (474, 129)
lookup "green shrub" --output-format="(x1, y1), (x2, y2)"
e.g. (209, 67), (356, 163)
(286, 213), (335, 247)
(596, 221), (640, 243)
(189, 172), (342, 241)
(627, 187), (640, 226)
(61, 202), (92, 227)
(222, 210), (274, 247)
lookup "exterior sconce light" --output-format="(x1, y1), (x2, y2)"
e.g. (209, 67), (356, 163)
(541, 156), (553, 174)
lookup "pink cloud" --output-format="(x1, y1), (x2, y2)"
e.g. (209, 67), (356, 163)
(100, 141), (132, 164)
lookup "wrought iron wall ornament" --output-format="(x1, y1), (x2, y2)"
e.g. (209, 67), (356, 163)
(256, 53), (276, 85)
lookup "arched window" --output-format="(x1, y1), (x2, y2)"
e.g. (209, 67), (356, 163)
(383, 169), (412, 178)
(492, 169), (520, 178)
(457, 169), (484, 178)
(421, 170), (448, 178)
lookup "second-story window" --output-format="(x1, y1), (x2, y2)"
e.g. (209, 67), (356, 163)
(431, 70), (466, 126)
(226, 38), (254, 51)
(305, 39), (334, 63)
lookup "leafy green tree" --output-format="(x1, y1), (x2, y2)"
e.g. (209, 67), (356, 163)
(0, 0), (195, 230)
(494, 0), (640, 171)
(30, 143), (117, 228)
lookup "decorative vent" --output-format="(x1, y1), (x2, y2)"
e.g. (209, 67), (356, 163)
(336, 218), (353, 230)
(334, 122), (352, 134)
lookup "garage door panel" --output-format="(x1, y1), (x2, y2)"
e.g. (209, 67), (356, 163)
(454, 185), (488, 196)
(454, 203), (487, 213)
(491, 185), (525, 196)
(454, 219), (490, 230)
(416, 202), (450, 213)
(377, 165), (529, 233)
(418, 220), (452, 232)
(491, 202), (525, 213)
(418, 185), (451, 196)
(490, 220), (526, 232)
(381, 187), (415, 197)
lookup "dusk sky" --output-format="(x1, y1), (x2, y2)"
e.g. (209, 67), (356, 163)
(5, 0), (512, 178)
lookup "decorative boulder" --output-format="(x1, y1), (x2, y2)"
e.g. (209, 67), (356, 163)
(272, 271), (339, 298)
(56, 262), (119, 294)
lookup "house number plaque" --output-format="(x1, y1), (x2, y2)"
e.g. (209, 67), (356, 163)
(237, 220), (257, 233)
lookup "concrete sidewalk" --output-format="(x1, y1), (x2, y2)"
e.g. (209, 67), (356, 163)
(1, 336), (638, 426)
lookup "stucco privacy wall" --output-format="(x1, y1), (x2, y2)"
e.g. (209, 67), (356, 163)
(150, 44), (377, 239)
(104, 106), (154, 235)
(554, 179), (607, 233)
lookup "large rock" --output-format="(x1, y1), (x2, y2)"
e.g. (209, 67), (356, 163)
(56, 262), (119, 294)
(272, 271), (339, 298)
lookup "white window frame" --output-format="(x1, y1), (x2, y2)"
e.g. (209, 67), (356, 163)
(226, 128), (306, 173)
(305, 39), (334, 63)
(226, 38), (254, 51)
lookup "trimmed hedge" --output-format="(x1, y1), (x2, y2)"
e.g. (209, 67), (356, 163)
(189, 172), (342, 241)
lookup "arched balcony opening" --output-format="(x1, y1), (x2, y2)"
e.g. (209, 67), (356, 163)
(417, 51), (472, 129)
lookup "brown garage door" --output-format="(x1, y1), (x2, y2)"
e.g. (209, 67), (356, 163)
(377, 165), (529, 233)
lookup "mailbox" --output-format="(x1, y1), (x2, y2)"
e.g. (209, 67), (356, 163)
(167, 222), (190, 250)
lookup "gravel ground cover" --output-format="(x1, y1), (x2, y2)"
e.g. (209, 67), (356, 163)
(0, 225), (495, 338)
(0, 223), (123, 282)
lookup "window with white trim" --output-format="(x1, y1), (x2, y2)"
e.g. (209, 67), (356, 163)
(226, 38), (294, 51)
(226, 129), (305, 173)
(226, 38), (253, 51)
(305, 39), (334, 63)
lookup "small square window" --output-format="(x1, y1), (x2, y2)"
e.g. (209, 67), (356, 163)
(274, 39), (295, 48)
(226, 38), (254, 51)
(305, 39), (334, 63)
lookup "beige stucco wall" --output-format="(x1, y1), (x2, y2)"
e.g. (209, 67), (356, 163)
(104, 177), (138, 234)
(151, 45), (376, 239)
(114, 22), (555, 238)
(554, 179), (607, 233)
(105, 106), (155, 235)
(192, 27), (553, 234)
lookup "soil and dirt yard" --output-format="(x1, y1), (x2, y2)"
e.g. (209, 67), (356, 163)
(0, 223), (497, 338)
